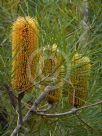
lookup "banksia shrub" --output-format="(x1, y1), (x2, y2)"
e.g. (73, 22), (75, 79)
(41, 44), (63, 104)
(11, 16), (39, 91)
(68, 53), (91, 107)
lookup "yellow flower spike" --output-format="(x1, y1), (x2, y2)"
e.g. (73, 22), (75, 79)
(47, 65), (65, 104)
(68, 53), (91, 107)
(42, 58), (62, 104)
(41, 44), (63, 104)
(11, 16), (39, 92)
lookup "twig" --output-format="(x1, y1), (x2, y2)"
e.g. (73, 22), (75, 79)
(4, 84), (17, 109)
(10, 85), (55, 136)
(4, 84), (25, 136)
(23, 86), (55, 121)
(35, 100), (102, 117)
(36, 107), (78, 117)
(17, 92), (24, 125)
(16, 100), (22, 136)
(11, 125), (22, 136)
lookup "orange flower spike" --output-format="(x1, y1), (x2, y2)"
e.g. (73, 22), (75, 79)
(11, 16), (39, 91)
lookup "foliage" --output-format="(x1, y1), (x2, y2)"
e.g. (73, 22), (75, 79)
(0, 0), (102, 136)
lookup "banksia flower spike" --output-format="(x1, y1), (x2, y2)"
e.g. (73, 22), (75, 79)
(42, 59), (61, 104)
(68, 53), (91, 107)
(41, 44), (63, 104)
(11, 16), (39, 92)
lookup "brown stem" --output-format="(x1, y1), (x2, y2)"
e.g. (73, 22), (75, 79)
(17, 92), (24, 125)
(10, 85), (55, 136)
(35, 100), (102, 117)
(16, 92), (24, 136)
(4, 84), (17, 109)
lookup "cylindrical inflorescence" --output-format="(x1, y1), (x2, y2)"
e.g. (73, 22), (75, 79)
(41, 44), (63, 104)
(11, 16), (39, 91)
(68, 53), (91, 107)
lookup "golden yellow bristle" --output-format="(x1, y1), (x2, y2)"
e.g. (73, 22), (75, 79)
(41, 45), (63, 104)
(47, 65), (65, 104)
(42, 58), (62, 104)
(11, 16), (39, 91)
(68, 53), (91, 107)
